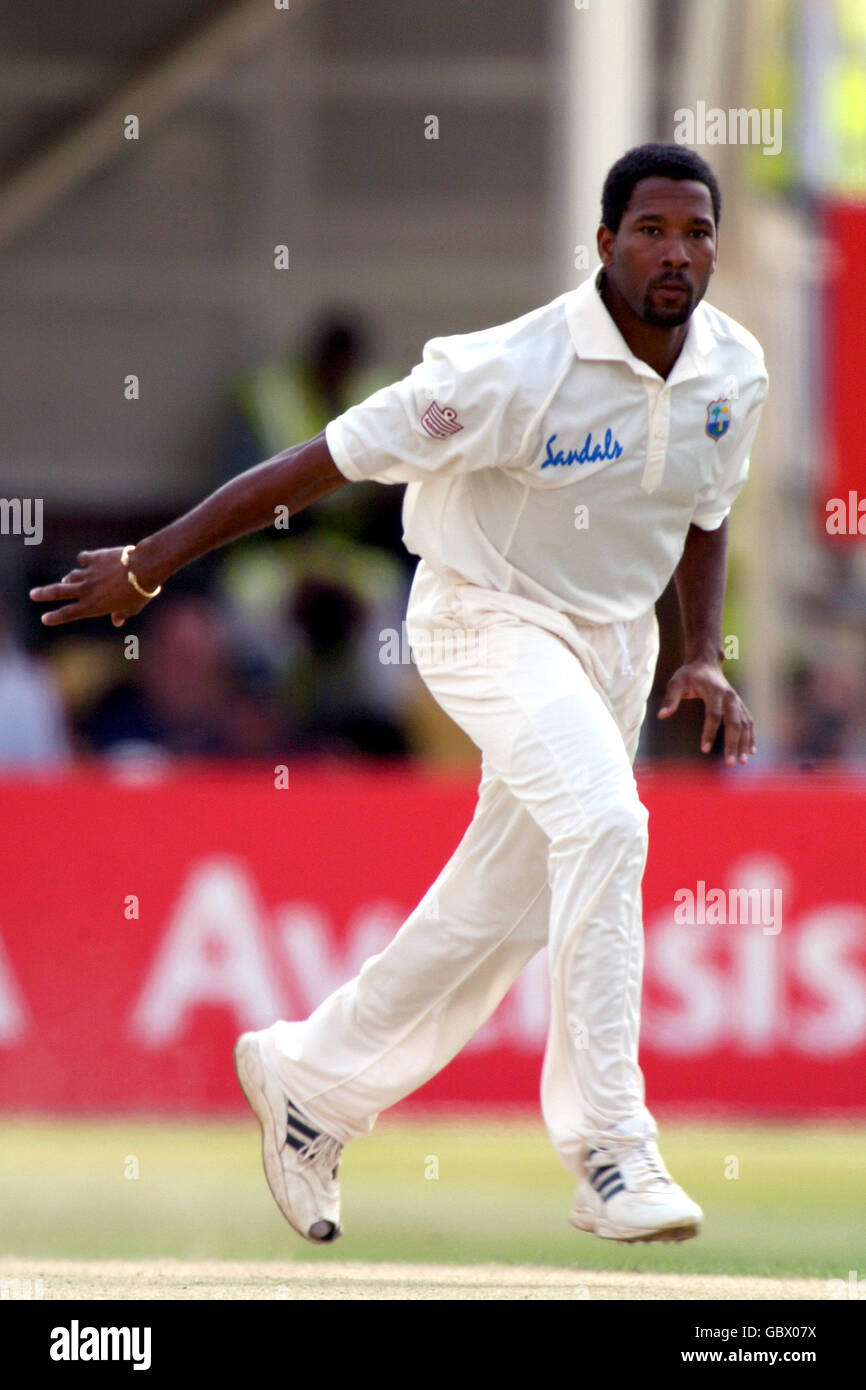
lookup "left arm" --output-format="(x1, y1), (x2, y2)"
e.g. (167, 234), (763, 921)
(657, 518), (756, 765)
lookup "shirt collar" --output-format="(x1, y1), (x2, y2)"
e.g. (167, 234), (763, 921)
(564, 266), (713, 384)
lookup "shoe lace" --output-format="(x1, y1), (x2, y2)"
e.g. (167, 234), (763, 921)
(296, 1131), (343, 1180)
(624, 1141), (671, 1189)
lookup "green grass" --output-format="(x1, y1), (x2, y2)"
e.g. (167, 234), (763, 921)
(1, 1114), (864, 1277)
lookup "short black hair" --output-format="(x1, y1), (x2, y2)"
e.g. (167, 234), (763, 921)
(601, 143), (721, 234)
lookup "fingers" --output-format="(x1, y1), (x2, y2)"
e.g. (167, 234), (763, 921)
(30, 561), (91, 596)
(657, 674), (684, 719)
(30, 580), (96, 626)
(719, 691), (756, 765)
(30, 549), (142, 629)
(735, 697), (756, 764)
(31, 568), (130, 628)
(30, 575), (87, 624)
(700, 694), (723, 754)
(658, 662), (757, 765)
(30, 581), (86, 603)
(40, 598), (135, 628)
(38, 601), (89, 627)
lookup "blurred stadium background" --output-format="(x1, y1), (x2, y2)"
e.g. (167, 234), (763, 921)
(0, 0), (865, 1293)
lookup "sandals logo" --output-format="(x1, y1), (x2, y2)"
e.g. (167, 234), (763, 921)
(542, 430), (623, 468)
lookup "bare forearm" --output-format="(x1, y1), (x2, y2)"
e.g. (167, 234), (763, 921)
(131, 430), (346, 588)
(673, 519), (728, 664)
(661, 518), (755, 763)
(30, 430), (350, 627)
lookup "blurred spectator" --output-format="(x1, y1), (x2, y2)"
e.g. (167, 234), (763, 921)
(0, 596), (71, 767)
(780, 657), (862, 766)
(219, 529), (413, 760)
(286, 575), (407, 758)
(78, 593), (289, 761)
(221, 308), (407, 565)
(228, 312), (380, 470)
(204, 308), (424, 759)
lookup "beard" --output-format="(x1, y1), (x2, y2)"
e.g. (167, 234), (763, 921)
(641, 281), (695, 327)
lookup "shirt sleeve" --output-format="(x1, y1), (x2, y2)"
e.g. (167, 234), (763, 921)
(690, 376), (769, 531)
(325, 332), (530, 485)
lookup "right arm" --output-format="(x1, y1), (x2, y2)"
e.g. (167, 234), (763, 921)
(30, 430), (346, 627)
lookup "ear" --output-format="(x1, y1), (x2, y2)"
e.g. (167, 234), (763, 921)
(597, 224), (614, 267)
(710, 226), (719, 274)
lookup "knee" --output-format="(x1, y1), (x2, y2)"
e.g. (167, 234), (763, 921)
(597, 796), (649, 868)
(553, 790), (648, 859)
(599, 795), (648, 846)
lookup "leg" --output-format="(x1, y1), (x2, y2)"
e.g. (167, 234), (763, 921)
(262, 762), (551, 1142)
(539, 611), (662, 1174)
(414, 609), (656, 1176)
(268, 585), (658, 1162)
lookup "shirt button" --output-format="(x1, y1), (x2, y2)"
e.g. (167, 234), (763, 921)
(654, 427), (665, 439)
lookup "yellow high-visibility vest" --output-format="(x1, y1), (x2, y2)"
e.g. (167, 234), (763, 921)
(825, 0), (866, 194)
(750, 0), (866, 196)
(749, 0), (797, 191)
(234, 359), (389, 458)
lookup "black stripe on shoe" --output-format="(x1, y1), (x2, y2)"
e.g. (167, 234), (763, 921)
(587, 1158), (626, 1203)
(590, 1163), (617, 1180)
(286, 1102), (320, 1147)
(594, 1169), (623, 1197)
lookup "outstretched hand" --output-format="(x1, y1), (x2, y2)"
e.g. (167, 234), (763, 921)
(657, 659), (756, 765)
(29, 548), (154, 629)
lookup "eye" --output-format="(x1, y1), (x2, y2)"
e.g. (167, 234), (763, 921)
(690, 229), (711, 238)
(639, 226), (661, 235)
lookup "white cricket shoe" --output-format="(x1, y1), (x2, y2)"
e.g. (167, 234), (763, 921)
(234, 1030), (343, 1244)
(570, 1140), (702, 1243)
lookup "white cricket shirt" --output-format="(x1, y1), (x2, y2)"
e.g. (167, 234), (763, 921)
(325, 268), (769, 625)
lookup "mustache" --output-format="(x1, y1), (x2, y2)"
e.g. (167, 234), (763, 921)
(650, 275), (692, 291)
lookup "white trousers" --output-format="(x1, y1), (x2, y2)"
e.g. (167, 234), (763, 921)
(263, 561), (661, 1177)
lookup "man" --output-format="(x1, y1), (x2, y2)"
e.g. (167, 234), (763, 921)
(31, 144), (768, 1247)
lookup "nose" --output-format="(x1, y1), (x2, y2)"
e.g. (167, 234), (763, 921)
(660, 237), (690, 269)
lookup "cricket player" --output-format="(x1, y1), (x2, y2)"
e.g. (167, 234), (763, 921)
(32, 144), (767, 1246)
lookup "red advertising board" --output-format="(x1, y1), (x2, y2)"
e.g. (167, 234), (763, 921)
(822, 201), (866, 542)
(0, 764), (864, 1116)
